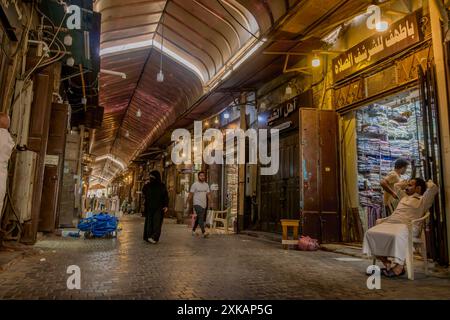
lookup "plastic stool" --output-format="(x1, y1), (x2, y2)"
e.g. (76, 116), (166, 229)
(281, 219), (300, 250)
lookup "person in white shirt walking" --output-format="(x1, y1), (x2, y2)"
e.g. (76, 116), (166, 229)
(187, 171), (212, 238)
(0, 113), (15, 219)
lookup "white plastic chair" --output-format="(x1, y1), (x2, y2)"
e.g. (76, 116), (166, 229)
(372, 212), (430, 280)
(212, 208), (232, 234)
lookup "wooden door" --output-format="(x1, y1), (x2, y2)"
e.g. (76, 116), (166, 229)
(300, 109), (340, 243)
(22, 66), (54, 243)
(300, 109), (321, 239)
(39, 166), (59, 231)
(38, 103), (68, 232)
(260, 131), (300, 233)
(319, 111), (340, 243)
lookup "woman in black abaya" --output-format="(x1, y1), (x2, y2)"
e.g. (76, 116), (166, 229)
(142, 171), (169, 244)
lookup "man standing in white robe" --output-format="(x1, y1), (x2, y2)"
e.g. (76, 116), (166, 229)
(363, 178), (438, 277)
(0, 113), (16, 220)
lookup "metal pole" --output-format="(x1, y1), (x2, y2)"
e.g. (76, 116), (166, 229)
(237, 92), (247, 233)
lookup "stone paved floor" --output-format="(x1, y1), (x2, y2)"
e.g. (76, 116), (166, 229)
(0, 215), (450, 300)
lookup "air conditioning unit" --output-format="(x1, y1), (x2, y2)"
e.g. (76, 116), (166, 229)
(11, 150), (37, 223)
(10, 80), (33, 148)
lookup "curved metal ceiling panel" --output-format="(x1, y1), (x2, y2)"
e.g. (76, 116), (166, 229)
(95, 49), (203, 179)
(93, 0), (269, 180)
(92, 0), (370, 181)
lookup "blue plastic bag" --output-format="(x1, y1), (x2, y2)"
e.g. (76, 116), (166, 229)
(78, 213), (118, 238)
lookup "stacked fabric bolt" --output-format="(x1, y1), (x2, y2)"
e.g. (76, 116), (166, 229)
(380, 159), (392, 175)
(368, 173), (382, 191)
(366, 205), (383, 229)
(359, 191), (373, 207)
(389, 141), (412, 158)
(357, 137), (382, 155)
(359, 190), (383, 207)
(362, 124), (385, 136)
(358, 174), (367, 190)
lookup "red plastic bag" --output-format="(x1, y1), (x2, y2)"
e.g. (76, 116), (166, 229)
(298, 236), (320, 251)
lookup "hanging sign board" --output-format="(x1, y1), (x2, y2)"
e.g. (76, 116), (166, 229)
(332, 12), (421, 83)
(44, 155), (59, 166)
(266, 89), (313, 127)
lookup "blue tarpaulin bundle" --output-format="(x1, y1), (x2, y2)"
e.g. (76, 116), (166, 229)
(78, 213), (118, 238)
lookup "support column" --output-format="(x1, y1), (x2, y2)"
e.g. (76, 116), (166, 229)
(429, 0), (450, 261)
(237, 92), (247, 233)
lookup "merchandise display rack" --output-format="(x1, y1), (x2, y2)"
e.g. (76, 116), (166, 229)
(356, 91), (424, 230)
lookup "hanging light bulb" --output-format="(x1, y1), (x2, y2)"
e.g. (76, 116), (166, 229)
(136, 108), (142, 118)
(64, 34), (73, 46)
(157, 70), (164, 82)
(204, 120), (209, 127)
(375, 21), (389, 32)
(157, 14), (165, 82)
(312, 54), (321, 68)
(259, 101), (267, 110)
(66, 57), (75, 67)
(214, 117), (219, 124)
(125, 130), (130, 138)
(285, 84), (293, 96)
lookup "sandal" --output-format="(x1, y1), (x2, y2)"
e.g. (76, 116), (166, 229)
(391, 264), (406, 276)
(382, 269), (397, 278)
(382, 266), (405, 278)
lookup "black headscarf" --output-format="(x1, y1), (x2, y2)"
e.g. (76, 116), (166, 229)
(142, 170), (168, 211)
(149, 170), (162, 185)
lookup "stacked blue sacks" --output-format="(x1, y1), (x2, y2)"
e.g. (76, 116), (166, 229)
(78, 213), (118, 237)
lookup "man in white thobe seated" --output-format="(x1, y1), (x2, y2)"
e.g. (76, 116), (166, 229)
(363, 178), (438, 277)
(0, 113), (16, 219)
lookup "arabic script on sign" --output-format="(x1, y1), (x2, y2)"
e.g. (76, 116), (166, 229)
(332, 13), (420, 82)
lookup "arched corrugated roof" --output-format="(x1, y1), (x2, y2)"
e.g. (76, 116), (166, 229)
(91, 0), (372, 182)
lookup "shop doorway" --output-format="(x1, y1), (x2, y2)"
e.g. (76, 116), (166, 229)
(355, 89), (424, 229)
(260, 131), (300, 233)
(223, 164), (239, 217)
(350, 78), (448, 264)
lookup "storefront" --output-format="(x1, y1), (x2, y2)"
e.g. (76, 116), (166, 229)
(355, 89), (425, 228)
(165, 155), (203, 222)
(335, 11), (448, 264)
(257, 91), (312, 234)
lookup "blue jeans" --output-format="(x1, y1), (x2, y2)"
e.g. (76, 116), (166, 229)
(193, 205), (206, 234)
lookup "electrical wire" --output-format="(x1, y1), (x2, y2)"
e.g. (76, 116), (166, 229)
(2, 1), (35, 60)
(2, 1), (35, 112)
(160, 13), (164, 72)
(0, 160), (23, 242)
(35, 4), (57, 30)
(22, 9), (68, 84)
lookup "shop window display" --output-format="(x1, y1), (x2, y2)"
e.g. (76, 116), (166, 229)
(356, 90), (425, 231)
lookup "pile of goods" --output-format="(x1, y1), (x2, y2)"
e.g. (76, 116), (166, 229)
(77, 213), (119, 238)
